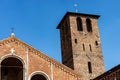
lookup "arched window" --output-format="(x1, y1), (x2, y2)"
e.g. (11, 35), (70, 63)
(76, 17), (83, 31)
(31, 74), (47, 80)
(30, 72), (50, 80)
(86, 18), (92, 32)
(1, 57), (23, 80)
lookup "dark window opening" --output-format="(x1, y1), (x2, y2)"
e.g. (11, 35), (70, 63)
(75, 39), (77, 44)
(31, 74), (47, 80)
(76, 17), (83, 31)
(88, 62), (92, 73)
(89, 44), (92, 52)
(86, 18), (92, 32)
(4, 68), (8, 75)
(83, 44), (85, 51)
(95, 41), (98, 46)
(1, 57), (23, 80)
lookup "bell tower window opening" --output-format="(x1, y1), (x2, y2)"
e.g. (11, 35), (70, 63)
(76, 17), (83, 31)
(95, 41), (98, 46)
(83, 44), (85, 51)
(75, 39), (77, 44)
(86, 18), (92, 32)
(88, 62), (92, 73)
(89, 44), (92, 52)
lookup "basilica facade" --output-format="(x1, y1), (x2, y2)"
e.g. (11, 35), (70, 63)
(0, 11), (119, 80)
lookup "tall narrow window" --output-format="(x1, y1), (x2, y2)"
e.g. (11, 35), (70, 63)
(89, 44), (92, 52)
(95, 41), (98, 46)
(83, 44), (85, 51)
(76, 17), (83, 31)
(86, 18), (92, 32)
(75, 39), (77, 44)
(88, 62), (92, 73)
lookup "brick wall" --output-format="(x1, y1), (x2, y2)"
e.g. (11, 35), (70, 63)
(57, 12), (104, 80)
(0, 36), (81, 80)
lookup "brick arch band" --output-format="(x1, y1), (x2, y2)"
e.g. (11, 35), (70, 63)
(0, 54), (25, 66)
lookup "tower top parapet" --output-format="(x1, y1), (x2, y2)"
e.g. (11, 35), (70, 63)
(57, 12), (100, 29)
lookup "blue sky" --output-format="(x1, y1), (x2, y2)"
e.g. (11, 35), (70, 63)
(0, 0), (120, 71)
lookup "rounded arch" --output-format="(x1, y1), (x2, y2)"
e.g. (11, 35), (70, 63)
(29, 71), (50, 80)
(86, 18), (92, 32)
(0, 54), (25, 66)
(76, 17), (83, 31)
(0, 55), (25, 80)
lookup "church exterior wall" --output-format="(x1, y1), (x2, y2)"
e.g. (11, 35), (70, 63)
(0, 36), (81, 80)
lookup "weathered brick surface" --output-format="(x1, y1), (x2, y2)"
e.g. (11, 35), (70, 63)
(0, 12), (106, 80)
(57, 12), (105, 80)
(0, 36), (81, 80)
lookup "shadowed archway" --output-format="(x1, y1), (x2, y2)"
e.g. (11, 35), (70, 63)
(1, 57), (23, 80)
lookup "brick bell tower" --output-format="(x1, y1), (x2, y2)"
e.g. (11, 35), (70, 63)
(57, 12), (105, 80)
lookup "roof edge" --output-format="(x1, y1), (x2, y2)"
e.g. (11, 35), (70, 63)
(0, 36), (81, 78)
(93, 64), (120, 80)
(56, 11), (100, 29)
